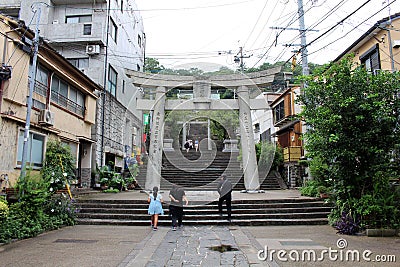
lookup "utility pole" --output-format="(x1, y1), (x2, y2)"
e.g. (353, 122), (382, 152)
(270, 0), (313, 75)
(20, 4), (41, 181)
(297, 0), (309, 76)
(234, 47), (252, 72)
(384, 0), (395, 72)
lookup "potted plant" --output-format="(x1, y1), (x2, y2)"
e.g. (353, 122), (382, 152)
(109, 173), (124, 191)
(98, 166), (113, 190)
(125, 176), (137, 190)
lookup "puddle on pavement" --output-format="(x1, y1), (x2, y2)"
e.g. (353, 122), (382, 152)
(209, 244), (239, 253)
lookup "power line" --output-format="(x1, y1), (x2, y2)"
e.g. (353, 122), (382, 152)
(243, 0), (270, 47)
(307, 0), (397, 58)
(250, 0), (314, 68)
(306, 0), (372, 48)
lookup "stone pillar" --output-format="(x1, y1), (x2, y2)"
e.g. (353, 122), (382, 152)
(237, 86), (260, 191)
(145, 86), (166, 191)
(182, 122), (187, 150)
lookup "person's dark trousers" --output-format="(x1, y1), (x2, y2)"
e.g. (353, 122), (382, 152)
(177, 206), (184, 226)
(169, 205), (178, 227)
(218, 193), (232, 219)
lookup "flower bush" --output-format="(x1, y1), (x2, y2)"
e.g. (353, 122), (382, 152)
(0, 177), (77, 243)
(0, 197), (8, 221)
(335, 211), (360, 235)
(0, 141), (78, 243)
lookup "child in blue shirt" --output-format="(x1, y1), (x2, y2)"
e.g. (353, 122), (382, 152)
(148, 186), (164, 230)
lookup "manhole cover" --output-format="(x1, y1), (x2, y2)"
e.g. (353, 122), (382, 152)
(209, 244), (239, 253)
(54, 239), (98, 244)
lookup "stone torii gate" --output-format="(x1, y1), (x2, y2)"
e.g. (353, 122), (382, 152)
(126, 67), (282, 191)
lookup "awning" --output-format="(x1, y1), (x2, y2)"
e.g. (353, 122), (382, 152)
(77, 136), (96, 143)
(273, 120), (300, 136)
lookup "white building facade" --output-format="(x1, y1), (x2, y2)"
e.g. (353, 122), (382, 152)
(251, 92), (280, 144)
(0, 0), (145, 172)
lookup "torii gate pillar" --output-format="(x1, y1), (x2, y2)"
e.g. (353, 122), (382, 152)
(237, 85), (260, 191)
(145, 86), (166, 191)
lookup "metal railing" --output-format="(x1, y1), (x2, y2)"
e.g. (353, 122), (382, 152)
(51, 91), (85, 117)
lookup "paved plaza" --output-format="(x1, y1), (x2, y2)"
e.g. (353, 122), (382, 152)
(0, 190), (399, 266)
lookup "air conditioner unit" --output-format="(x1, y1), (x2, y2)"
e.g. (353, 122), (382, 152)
(39, 109), (54, 126)
(52, 20), (59, 24)
(86, 44), (100, 55)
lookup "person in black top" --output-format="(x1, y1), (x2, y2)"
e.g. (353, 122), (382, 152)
(169, 185), (188, 230)
(217, 174), (232, 222)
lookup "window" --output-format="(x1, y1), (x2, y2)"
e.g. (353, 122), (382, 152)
(83, 24), (92, 35)
(274, 101), (285, 123)
(360, 44), (380, 73)
(51, 75), (85, 116)
(109, 18), (118, 43)
(68, 58), (89, 69)
(62, 141), (78, 164)
(17, 130), (45, 168)
(138, 34), (142, 47)
(108, 65), (117, 96)
(66, 15), (92, 24)
(34, 65), (49, 96)
(122, 80), (125, 94)
(137, 64), (140, 72)
(254, 123), (260, 133)
(121, 0), (124, 12)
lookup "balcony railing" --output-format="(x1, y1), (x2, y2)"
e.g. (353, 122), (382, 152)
(33, 81), (48, 97)
(51, 91), (85, 117)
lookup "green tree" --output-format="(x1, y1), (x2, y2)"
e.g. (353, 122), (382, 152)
(144, 57), (165, 73)
(298, 56), (400, 228)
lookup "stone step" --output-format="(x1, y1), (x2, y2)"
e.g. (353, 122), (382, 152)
(77, 212), (330, 221)
(77, 204), (329, 210)
(76, 197), (330, 226)
(76, 217), (328, 226)
(78, 198), (323, 204)
(78, 207), (332, 215)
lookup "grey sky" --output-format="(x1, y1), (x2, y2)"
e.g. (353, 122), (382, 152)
(135, 0), (398, 70)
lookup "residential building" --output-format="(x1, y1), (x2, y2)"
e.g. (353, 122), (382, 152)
(251, 92), (280, 143)
(0, 14), (100, 187)
(0, 0), (145, 173)
(335, 12), (400, 72)
(270, 86), (304, 187)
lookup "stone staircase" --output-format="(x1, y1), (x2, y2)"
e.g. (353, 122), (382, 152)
(76, 198), (331, 226)
(135, 151), (283, 191)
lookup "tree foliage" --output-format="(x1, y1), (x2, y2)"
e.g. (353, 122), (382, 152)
(144, 57), (165, 73)
(298, 56), (400, 229)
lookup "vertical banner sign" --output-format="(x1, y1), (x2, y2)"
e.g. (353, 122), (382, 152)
(143, 113), (149, 125)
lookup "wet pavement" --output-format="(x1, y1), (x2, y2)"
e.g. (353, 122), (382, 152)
(1, 190), (399, 266)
